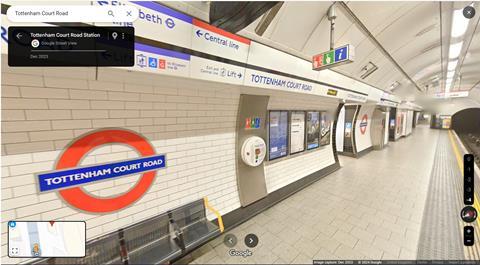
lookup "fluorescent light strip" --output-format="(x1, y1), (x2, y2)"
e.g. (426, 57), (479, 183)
(449, 41), (463, 59)
(447, 60), (458, 71)
(443, 7), (471, 96)
(451, 9), (469, 38)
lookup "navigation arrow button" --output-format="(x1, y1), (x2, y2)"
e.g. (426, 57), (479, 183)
(244, 233), (258, 248)
(223, 234), (237, 248)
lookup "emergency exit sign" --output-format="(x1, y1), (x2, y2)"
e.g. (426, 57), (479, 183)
(312, 44), (355, 71)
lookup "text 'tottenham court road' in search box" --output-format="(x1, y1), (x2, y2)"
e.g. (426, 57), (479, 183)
(8, 27), (134, 66)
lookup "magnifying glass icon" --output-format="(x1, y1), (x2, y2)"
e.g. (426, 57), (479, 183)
(108, 10), (114, 17)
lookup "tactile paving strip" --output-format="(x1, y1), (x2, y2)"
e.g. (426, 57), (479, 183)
(417, 132), (465, 259)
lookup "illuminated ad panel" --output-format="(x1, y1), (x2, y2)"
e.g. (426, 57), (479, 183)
(290, 111), (305, 154)
(306, 111), (320, 150)
(268, 111), (288, 160)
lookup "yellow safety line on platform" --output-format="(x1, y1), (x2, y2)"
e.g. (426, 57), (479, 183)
(204, 197), (224, 233)
(448, 130), (480, 260)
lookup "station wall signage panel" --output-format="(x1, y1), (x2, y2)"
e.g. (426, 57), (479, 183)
(312, 44), (355, 71)
(434, 91), (469, 99)
(189, 56), (245, 85)
(244, 69), (316, 95)
(379, 99), (398, 107)
(134, 43), (190, 77)
(191, 19), (250, 63)
(345, 92), (368, 103)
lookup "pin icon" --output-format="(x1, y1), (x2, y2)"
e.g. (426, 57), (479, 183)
(49, 221), (55, 226)
(112, 32), (118, 40)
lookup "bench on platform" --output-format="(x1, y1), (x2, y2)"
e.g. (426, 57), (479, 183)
(32, 198), (223, 265)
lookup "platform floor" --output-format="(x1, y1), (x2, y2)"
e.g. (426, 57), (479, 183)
(186, 126), (477, 264)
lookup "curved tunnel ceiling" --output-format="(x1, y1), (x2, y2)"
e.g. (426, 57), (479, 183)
(163, 1), (480, 103)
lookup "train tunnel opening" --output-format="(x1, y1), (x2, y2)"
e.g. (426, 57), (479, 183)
(452, 108), (480, 134)
(452, 108), (480, 166)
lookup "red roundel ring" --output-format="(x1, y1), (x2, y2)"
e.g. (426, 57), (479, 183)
(57, 129), (156, 213)
(360, 114), (368, 135)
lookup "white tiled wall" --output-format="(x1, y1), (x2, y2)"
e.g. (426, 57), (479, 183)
(1, 56), (339, 263)
(265, 131), (335, 193)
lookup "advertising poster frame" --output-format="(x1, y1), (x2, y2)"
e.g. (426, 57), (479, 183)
(440, 115), (452, 129)
(289, 111), (306, 155)
(306, 111), (321, 150)
(268, 110), (289, 161)
(320, 111), (331, 146)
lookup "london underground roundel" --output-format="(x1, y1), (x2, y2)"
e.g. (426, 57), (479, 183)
(360, 114), (368, 135)
(36, 129), (166, 213)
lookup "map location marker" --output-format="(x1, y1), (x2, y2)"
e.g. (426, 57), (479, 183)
(49, 221), (55, 226)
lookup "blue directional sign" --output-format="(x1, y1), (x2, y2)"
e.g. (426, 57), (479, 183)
(335, 46), (348, 62)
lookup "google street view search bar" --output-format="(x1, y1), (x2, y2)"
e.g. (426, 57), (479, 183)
(7, 5), (139, 23)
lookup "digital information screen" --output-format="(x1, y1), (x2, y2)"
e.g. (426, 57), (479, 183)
(8, 26), (134, 66)
(306, 111), (320, 150)
(8, 221), (86, 258)
(320, 112), (331, 146)
(290, 111), (305, 154)
(269, 111), (288, 160)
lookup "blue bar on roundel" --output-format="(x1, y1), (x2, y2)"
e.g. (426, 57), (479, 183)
(37, 154), (165, 192)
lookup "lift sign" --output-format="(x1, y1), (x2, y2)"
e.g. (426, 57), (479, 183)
(36, 129), (165, 213)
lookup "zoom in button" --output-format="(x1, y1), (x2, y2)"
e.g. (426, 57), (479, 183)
(465, 226), (474, 246)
